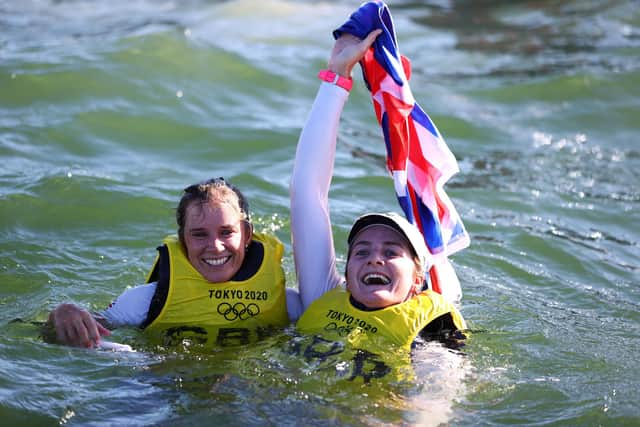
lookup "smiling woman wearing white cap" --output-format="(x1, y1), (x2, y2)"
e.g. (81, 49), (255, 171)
(290, 30), (466, 350)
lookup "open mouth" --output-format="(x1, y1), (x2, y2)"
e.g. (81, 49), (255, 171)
(204, 256), (231, 267)
(362, 273), (391, 286)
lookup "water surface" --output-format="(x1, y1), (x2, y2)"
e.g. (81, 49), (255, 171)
(1, 0), (639, 425)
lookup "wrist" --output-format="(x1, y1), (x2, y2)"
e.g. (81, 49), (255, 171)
(318, 69), (353, 92)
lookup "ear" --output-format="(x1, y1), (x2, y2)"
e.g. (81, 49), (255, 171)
(243, 221), (254, 245)
(344, 268), (356, 293)
(411, 272), (424, 295)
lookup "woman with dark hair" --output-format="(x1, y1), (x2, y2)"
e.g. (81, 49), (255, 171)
(47, 177), (305, 349)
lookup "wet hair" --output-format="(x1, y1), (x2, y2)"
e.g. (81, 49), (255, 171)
(176, 177), (250, 245)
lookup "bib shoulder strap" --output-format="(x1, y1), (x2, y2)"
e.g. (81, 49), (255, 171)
(141, 245), (170, 329)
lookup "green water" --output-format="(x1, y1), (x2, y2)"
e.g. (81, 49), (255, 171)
(1, 0), (639, 425)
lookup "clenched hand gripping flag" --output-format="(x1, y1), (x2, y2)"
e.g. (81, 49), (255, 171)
(334, 1), (470, 300)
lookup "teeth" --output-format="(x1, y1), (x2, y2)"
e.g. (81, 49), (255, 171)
(363, 273), (390, 285)
(204, 256), (230, 266)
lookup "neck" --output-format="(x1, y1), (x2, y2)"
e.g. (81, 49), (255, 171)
(348, 295), (381, 311)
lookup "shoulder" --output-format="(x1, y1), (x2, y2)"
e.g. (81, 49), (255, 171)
(417, 291), (467, 349)
(252, 232), (286, 263)
(253, 231), (283, 250)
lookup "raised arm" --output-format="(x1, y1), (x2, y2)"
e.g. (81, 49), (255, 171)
(290, 30), (382, 311)
(290, 83), (346, 310)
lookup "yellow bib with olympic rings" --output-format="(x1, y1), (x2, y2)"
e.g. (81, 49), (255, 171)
(145, 232), (289, 347)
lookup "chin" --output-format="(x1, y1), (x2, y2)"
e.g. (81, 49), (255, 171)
(359, 296), (389, 309)
(366, 292), (405, 308)
(202, 270), (232, 283)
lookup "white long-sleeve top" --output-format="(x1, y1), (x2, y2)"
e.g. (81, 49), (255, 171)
(102, 83), (344, 328)
(290, 82), (348, 309)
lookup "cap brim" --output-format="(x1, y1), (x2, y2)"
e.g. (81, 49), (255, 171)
(348, 212), (429, 266)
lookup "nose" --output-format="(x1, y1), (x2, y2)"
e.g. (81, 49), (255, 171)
(208, 237), (225, 252)
(367, 249), (384, 265)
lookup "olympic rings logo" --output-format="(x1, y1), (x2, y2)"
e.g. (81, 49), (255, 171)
(324, 322), (353, 337)
(217, 302), (260, 321)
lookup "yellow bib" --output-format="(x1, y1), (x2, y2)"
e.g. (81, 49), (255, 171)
(145, 232), (289, 347)
(293, 287), (465, 383)
(297, 287), (466, 350)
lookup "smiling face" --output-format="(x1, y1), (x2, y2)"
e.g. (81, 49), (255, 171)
(182, 200), (252, 283)
(346, 224), (423, 309)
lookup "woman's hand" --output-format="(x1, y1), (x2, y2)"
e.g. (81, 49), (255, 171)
(328, 29), (383, 78)
(48, 303), (111, 348)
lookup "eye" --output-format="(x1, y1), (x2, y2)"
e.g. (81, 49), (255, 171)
(220, 228), (236, 238)
(190, 231), (208, 239)
(354, 248), (369, 257)
(384, 248), (400, 258)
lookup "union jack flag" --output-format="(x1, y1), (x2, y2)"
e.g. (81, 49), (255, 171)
(335, 1), (470, 299)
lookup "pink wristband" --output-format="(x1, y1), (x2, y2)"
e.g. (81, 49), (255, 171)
(317, 69), (353, 92)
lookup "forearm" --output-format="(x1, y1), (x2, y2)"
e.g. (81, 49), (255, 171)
(99, 282), (156, 328)
(290, 83), (348, 310)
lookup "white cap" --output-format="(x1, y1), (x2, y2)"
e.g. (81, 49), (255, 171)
(347, 212), (430, 271)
